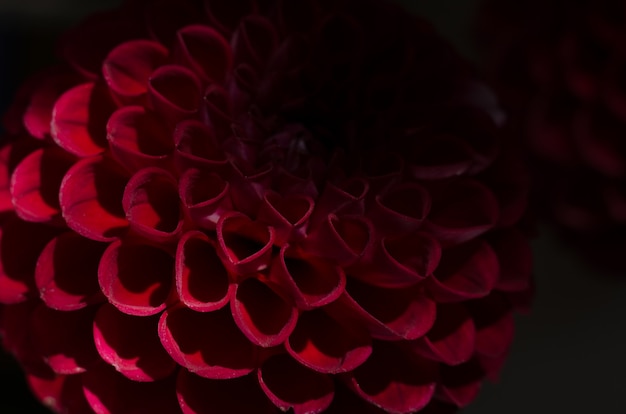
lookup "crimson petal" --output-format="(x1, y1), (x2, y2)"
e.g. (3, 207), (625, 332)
(258, 353), (334, 414)
(103, 39), (169, 103)
(258, 191), (313, 245)
(309, 178), (368, 226)
(159, 306), (258, 379)
(148, 64), (202, 126)
(368, 182), (431, 237)
(176, 231), (232, 312)
(173, 119), (229, 174)
(122, 167), (183, 243)
(59, 156), (129, 242)
(286, 308), (372, 374)
(93, 303), (176, 381)
(27, 371), (92, 414)
(179, 169), (232, 230)
(10, 147), (75, 225)
(175, 25), (233, 83)
(35, 232), (107, 311)
(51, 82), (116, 157)
(437, 359), (484, 408)
(98, 240), (174, 316)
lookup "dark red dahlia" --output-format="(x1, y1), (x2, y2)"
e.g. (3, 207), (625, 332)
(476, 0), (626, 265)
(0, 1), (531, 413)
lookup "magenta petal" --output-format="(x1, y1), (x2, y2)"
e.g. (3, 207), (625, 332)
(216, 212), (275, 276)
(437, 359), (484, 407)
(176, 369), (278, 414)
(270, 245), (345, 310)
(231, 277), (298, 347)
(176, 231), (232, 312)
(175, 25), (233, 82)
(429, 239), (499, 302)
(59, 156), (129, 242)
(324, 381), (389, 414)
(410, 303), (476, 366)
(106, 106), (174, 172)
(10, 147), (75, 225)
(257, 191), (313, 245)
(51, 82), (115, 157)
(0, 215), (59, 304)
(93, 303), (176, 381)
(27, 371), (92, 414)
(425, 179), (499, 246)
(35, 232), (107, 311)
(82, 361), (179, 414)
(343, 342), (438, 414)
(179, 169), (232, 230)
(173, 119), (229, 174)
(368, 182), (431, 237)
(148, 64), (202, 126)
(122, 167), (183, 243)
(103, 39), (169, 102)
(98, 240), (174, 316)
(158, 306), (258, 379)
(327, 279), (436, 341)
(258, 353), (334, 414)
(227, 161), (273, 216)
(30, 304), (99, 375)
(303, 214), (373, 267)
(351, 232), (440, 288)
(309, 178), (368, 226)
(201, 84), (233, 142)
(489, 229), (532, 292)
(286, 309), (372, 374)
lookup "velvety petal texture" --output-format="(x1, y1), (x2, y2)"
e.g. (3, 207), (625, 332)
(0, 0), (532, 413)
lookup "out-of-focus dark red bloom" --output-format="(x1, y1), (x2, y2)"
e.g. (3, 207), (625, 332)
(0, 0), (532, 413)
(477, 0), (626, 265)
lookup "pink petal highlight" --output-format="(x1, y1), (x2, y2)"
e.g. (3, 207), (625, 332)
(179, 169), (232, 230)
(175, 25), (233, 82)
(59, 156), (129, 242)
(258, 353), (334, 414)
(148, 64), (202, 126)
(231, 277), (298, 347)
(176, 231), (232, 312)
(122, 168), (183, 243)
(158, 306), (258, 379)
(51, 82), (116, 157)
(93, 303), (176, 382)
(10, 147), (75, 225)
(106, 106), (174, 172)
(286, 308), (372, 374)
(35, 232), (107, 311)
(103, 39), (169, 102)
(98, 240), (174, 316)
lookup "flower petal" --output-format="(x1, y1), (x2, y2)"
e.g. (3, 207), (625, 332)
(158, 306), (258, 379)
(93, 303), (176, 381)
(98, 240), (174, 316)
(173, 119), (229, 174)
(59, 156), (129, 242)
(489, 229), (532, 292)
(257, 191), (314, 245)
(35, 232), (107, 311)
(258, 353), (334, 414)
(148, 64), (202, 126)
(26, 370), (92, 414)
(175, 25), (233, 82)
(437, 359), (484, 408)
(368, 182), (431, 237)
(179, 169), (232, 230)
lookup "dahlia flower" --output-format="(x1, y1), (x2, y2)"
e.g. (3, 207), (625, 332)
(0, 0), (531, 413)
(476, 0), (626, 263)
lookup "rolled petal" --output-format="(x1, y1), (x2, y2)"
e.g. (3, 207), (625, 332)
(232, 16), (278, 69)
(409, 303), (476, 366)
(428, 239), (499, 302)
(30, 304), (99, 375)
(270, 245), (345, 310)
(201, 84), (233, 142)
(173, 119), (229, 174)
(10, 147), (75, 225)
(148, 64), (202, 126)
(26, 370), (92, 414)
(360, 151), (404, 196)
(93, 303), (176, 381)
(258, 353), (334, 414)
(368, 182), (431, 237)
(216, 212), (275, 276)
(302, 214), (373, 267)
(424, 179), (499, 246)
(158, 306), (258, 379)
(231, 277), (298, 347)
(51, 82), (116, 157)
(343, 342), (438, 414)
(122, 167), (183, 243)
(106, 106), (174, 172)
(176, 231), (232, 312)
(227, 160), (273, 216)
(324, 381), (389, 414)
(286, 308), (372, 374)
(35, 232), (107, 311)
(176, 369), (278, 414)
(179, 169), (232, 230)
(103, 39), (169, 103)
(175, 25), (233, 82)
(82, 361), (180, 414)
(98, 240), (174, 316)
(326, 279), (436, 341)
(59, 156), (129, 242)
(257, 191), (313, 245)
(308, 178), (368, 227)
